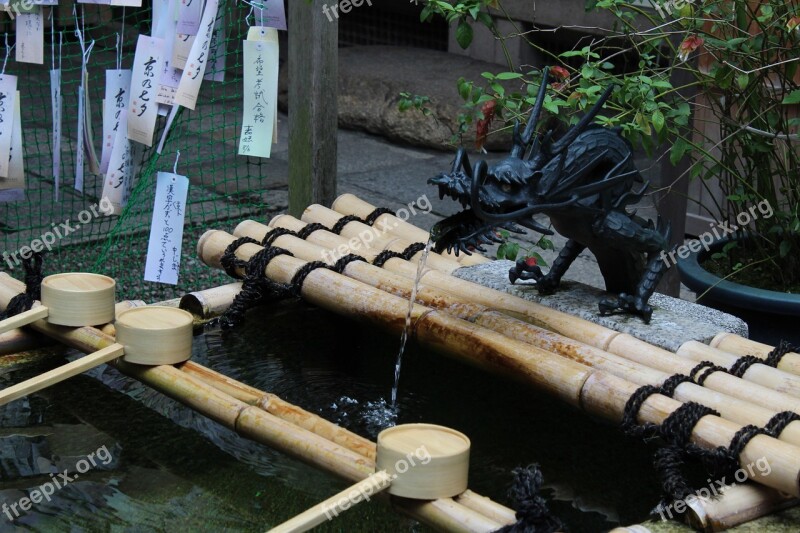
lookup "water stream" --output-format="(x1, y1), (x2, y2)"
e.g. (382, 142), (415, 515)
(390, 239), (433, 408)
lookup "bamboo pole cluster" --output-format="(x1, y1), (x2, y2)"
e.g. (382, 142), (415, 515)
(189, 192), (800, 529)
(196, 227), (800, 501)
(0, 273), (515, 532)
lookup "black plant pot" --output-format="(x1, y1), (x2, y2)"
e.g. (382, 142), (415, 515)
(676, 240), (800, 346)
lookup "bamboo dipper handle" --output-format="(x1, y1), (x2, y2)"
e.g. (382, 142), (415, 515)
(0, 343), (125, 406)
(0, 306), (49, 335)
(268, 471), (393, 533)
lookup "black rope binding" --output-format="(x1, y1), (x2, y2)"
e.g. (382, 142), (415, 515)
(729, 355), (762, 378)
(494, 465), (565, 533)
(620, 360), (798, 510)
(0, 251), (44, 320)
(364, 207), (395, 226)
(219, 238), (294, 330)
(689, 360), (726, 386)
(765, 411), (800, 438)
(764, 341), (798, 368)
(330, 215), (365, 235)
(372, 242), (427, 268)
(297, 223), (328, 240)
(261, 228), (297, 248)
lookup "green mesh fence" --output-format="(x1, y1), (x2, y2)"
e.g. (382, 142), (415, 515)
(1, 3), (280, 302)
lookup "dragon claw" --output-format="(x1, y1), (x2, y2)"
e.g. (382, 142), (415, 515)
(598, 293), (653, 324)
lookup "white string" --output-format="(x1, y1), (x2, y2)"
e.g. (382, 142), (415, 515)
(1, 34), (13, 76)
(120, 7), (126, 68)
(50, 9), (55, 71)
(173, 150), (181, 174)
(115, 33), (122, 71)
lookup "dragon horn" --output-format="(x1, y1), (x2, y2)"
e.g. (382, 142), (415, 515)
(548, 83), (615, 155)
(511, 67), (550, 158)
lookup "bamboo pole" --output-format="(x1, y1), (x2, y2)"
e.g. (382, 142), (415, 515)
(330, 193), (490, 266)
(179, 282), (243, 319)
(230, 221), (800, 449)
(197, 229), (800, 497)
(274, 214), (800, 417)
(682, 483), (797, 532)
(712, 333), (800, 377)
(298, 205), (462, 272)
(676, 341), (800, 398)
(0, 276), (511, 532)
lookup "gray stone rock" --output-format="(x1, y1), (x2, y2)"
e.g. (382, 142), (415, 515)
(279, 46), (518, 151)
(453, 260), (748, 352)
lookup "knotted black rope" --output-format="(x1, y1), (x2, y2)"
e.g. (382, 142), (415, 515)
(621, 365), (785, 508)
(764, 341), (798, 368)
(261, 228), (297, 248)
(765, 411), (800, 438)
(364, 207), (395, 226)
(495, 464), (565, 533)
(297, 223), (328, 240)
(372, 242), (427, 268)
(219, 238), (294, 330)
(729, 355), (762, 378)
(689, 360), (726, 386)
(330, 215), (365, 235)
(0, 251), (44, 320)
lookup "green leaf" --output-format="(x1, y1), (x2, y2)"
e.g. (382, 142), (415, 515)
(780, 240), (791, 258)
(782, 90), (800, 105)
(652, 110), (665, 133)
(496, 72), (523, 80)
(736, 74), (749, 91)
(670, 137), (691, 166)
(456, 20), (474, 49)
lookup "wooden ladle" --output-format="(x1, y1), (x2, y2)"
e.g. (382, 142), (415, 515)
(0, 306), (194, 406)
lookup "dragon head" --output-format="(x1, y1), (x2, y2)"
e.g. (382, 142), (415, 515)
(429, 68), (621, 255)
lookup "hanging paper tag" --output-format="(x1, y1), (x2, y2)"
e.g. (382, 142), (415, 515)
(101, 128), (135, 214)
(128, 35), (165, 146)
(203, 14), (226, 82)
(82, 71), (101, 175)
(177, 0), (203, 35)
(110, 0), (142, 7)
(144, 171), (189, 285)
(15, 7), (44, 64)
(252, 0), (287, 30)
(75, 83), (86, 191)
(0, 76), (18, 179)
(174, 0), (219, 110)
(100, 69), (132, 173)
(51, 69), (62, 201)
(239, 33), (278, 158)
(171, 34), (195, 71)
(1, 92), (24, 191)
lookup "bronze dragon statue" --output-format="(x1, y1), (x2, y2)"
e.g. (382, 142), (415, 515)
(429, 68), (671, 323)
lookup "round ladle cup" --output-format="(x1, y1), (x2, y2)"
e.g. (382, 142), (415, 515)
(0, 306), (194, 406)
(0, 272), (116, 335)
(268, 423), (471, 533)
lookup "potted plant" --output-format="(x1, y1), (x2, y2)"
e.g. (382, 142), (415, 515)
(408, 0), (799, 342)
